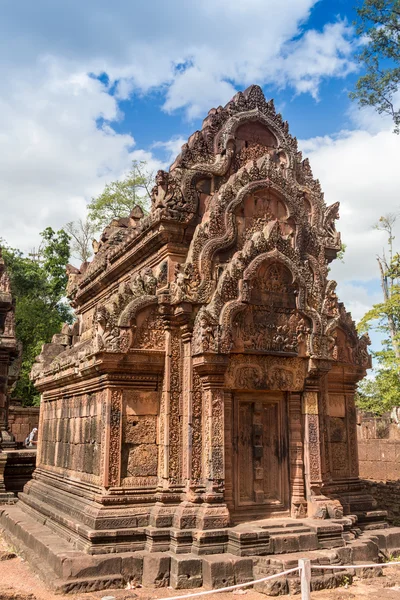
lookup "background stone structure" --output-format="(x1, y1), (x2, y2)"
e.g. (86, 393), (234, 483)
(0, 249), (22, 502)
(358, 412), (400, 522)
(7, 401), (39, 446)
(1, 86), (392, 592)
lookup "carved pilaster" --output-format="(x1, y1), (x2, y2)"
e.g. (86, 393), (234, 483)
(180, 323), (193, 489)
(223, 391), (234, 511)
(105, 388), (122, 487)
(0, 353), (9, 444)
(347, 392), (359, 479)
(289, 392), (307, 518)
(169, 328), (182, 485)
(303, 372), (343, 519)
(303, 388), (322, 495)
(36, 394), (45, 469)
(191, 370), (203, 487)
(193, 354), (230, 530)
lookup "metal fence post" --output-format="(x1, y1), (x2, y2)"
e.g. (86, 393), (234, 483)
(299, 558), (311, 600)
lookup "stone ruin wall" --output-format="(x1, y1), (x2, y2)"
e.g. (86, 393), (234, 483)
(37, 393), (103, 484)
(357, 412), (400, 522)
(7, 402), (39, 446)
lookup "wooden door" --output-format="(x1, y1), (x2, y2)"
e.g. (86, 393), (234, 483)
(233, 393), (289, 519)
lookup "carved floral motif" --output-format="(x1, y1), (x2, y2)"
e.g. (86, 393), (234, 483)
(225, 355), (306, 391)
(108, 389), (122, 487)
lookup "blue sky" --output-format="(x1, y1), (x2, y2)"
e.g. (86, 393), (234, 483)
(110, 0), (360, 149)
(1, 0), (400, 346)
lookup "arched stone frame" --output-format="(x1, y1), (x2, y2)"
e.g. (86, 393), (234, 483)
(197, 178), (304, 291)
(218, 250), (317, 351)
(201, 179), (296, 266)
(215, 252), (311, 519)
(118, 295), (158, 351)
(213, 105), (324, 229)
(216, 109), (292, 168)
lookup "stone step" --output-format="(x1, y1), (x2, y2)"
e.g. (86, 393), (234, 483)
(2, 503), (400, 595)
(265, 526), (312, 535)
(0, 505), (138, 592)
(256, 547), (343, 569)
(252, 544), (388, 596)
(269, 531), (319, 555)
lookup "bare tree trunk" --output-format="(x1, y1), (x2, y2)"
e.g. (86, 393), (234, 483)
(377, 257), (400, 359)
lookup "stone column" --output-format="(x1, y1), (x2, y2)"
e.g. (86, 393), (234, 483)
(0, 283), (18, 502)
(150, 301), (184, 528)
(193, 355), (230, 532)
(288, 392), (307, 518)
(302, 385), (323, 511)
(172, 319), (200, 531)
(0, 353), (16, 502)
(303, 370), (343, 519)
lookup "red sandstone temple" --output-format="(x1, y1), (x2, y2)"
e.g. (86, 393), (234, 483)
(2, 86), (397, 593)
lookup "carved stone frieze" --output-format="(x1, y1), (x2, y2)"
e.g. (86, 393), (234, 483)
(225, 355), (306, 391)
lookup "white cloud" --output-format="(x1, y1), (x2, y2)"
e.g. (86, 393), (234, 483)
(271, 21), (356, 100)
(1, 1), (357, 119)
(300, 125), (400, 284)
(159, 18), (356, 117)
(335, 282), (381, 324)
(151, 137), (187, 165)
(300, 105), (400, 328)
(0, 0), (361, 253)
(0, 59), (165, 253)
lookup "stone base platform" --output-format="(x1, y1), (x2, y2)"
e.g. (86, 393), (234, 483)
(3, 450), (36, 498)
(1, 503), (400, 595)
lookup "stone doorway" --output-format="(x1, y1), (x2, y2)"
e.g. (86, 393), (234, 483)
(230, 392), (290, 523)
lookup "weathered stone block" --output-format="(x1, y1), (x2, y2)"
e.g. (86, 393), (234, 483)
(232, 557), (253, 583)
(202, 555), (235, 589)
(123, 444), (158, 477)
(271, 532), (317, 554)
(350, 540), (379, 563)
(311, 572), (353, 591)
(124, 416), (157, 444)
(254, 576), (288, 596)
(170, 555), (203, 589)
(142, 553), (170, 588)
(59, 553), (121, 580)
(120, 552), (144, 584)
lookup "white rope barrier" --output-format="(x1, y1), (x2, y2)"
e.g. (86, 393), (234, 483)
(312, 560), (400, 570)
(158, 566), (300, 600)
(150, 557), (400, 600)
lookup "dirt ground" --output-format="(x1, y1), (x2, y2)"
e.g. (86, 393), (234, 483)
(2, 534), (400, 600)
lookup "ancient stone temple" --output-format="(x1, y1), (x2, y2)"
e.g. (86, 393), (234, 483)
(2, 85), (398, 593)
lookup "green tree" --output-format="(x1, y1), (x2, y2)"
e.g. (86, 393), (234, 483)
(357, 214), (400, 413)
(350, 0), (400, 133)
(88, 160), (153, 230)
(356, 346), (400, 414)
(2, 228), (72, 405)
